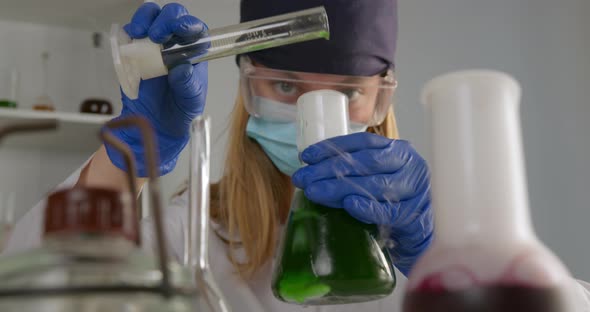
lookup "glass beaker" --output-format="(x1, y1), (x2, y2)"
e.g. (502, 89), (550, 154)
(271, 90), (396, 305)
(0, 68), (18, 108)
(403, 71), (576, 312)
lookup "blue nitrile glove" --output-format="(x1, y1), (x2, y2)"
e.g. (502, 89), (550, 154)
(106, 2), (208, 176)
(292, 132), (434, 276)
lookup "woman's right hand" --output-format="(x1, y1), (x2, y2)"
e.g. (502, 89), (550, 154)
(106, 2), (209, 177)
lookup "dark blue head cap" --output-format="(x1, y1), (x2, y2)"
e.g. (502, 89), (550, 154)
(240, 0), (398, 76)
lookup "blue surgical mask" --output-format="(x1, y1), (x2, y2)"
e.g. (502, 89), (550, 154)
(246, 96), (368, 176)
(247, 117), (301, 176)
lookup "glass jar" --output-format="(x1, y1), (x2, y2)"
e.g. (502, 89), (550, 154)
(0, 186), (202, 312)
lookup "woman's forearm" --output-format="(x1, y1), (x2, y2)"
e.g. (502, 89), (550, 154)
(77, 145), (146, 195)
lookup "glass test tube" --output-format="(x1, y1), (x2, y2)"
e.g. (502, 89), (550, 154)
(162, 7), (329, 67)
(112, 6), (329, 99)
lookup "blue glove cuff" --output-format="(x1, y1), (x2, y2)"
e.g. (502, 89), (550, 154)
(103, 118), (189, 177)
(389, 230), (433, 276)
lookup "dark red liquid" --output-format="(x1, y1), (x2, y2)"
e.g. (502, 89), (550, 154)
(403, 286), (565, 312)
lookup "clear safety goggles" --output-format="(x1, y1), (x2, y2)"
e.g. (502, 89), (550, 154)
(239, 56), (398, 126)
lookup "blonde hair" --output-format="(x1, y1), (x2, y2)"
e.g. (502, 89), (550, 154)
(208, 93), (400, 279)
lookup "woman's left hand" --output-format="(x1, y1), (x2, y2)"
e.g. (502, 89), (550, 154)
(292, 132), (433, 276)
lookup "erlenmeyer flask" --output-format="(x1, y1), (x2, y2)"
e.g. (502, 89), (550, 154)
(32, 52), (55, 111)
(0, 68), (18, 108)
(80, 31), (113, 115)
(403, 71), (577, 312)
(272, 90), (396, 305)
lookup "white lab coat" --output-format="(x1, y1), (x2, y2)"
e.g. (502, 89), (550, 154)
(4, 163), (590, 312)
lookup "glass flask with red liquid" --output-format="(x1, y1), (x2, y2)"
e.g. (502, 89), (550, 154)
(402, 71), (578, 312)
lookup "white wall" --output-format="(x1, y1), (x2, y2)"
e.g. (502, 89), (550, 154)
(1, 0), (589, 281)
(0, 20), (120, 112)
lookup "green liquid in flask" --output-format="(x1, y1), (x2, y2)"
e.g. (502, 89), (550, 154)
(272, 189), (396, 305)
(0, 100), (17, 108)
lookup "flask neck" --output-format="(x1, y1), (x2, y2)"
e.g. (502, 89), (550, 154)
(424, 71), (536, 245)
(296, 90), (350, 151)
(433, 195), (536, 244)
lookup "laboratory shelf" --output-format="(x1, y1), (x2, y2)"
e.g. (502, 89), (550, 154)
(0, 109), (112, 152)
(0, 0), (142, 31)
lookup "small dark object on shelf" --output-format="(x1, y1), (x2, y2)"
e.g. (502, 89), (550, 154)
(80, 98), (113, 115)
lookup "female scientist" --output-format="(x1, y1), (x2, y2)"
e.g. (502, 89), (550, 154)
(4, 0), (590, 311)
